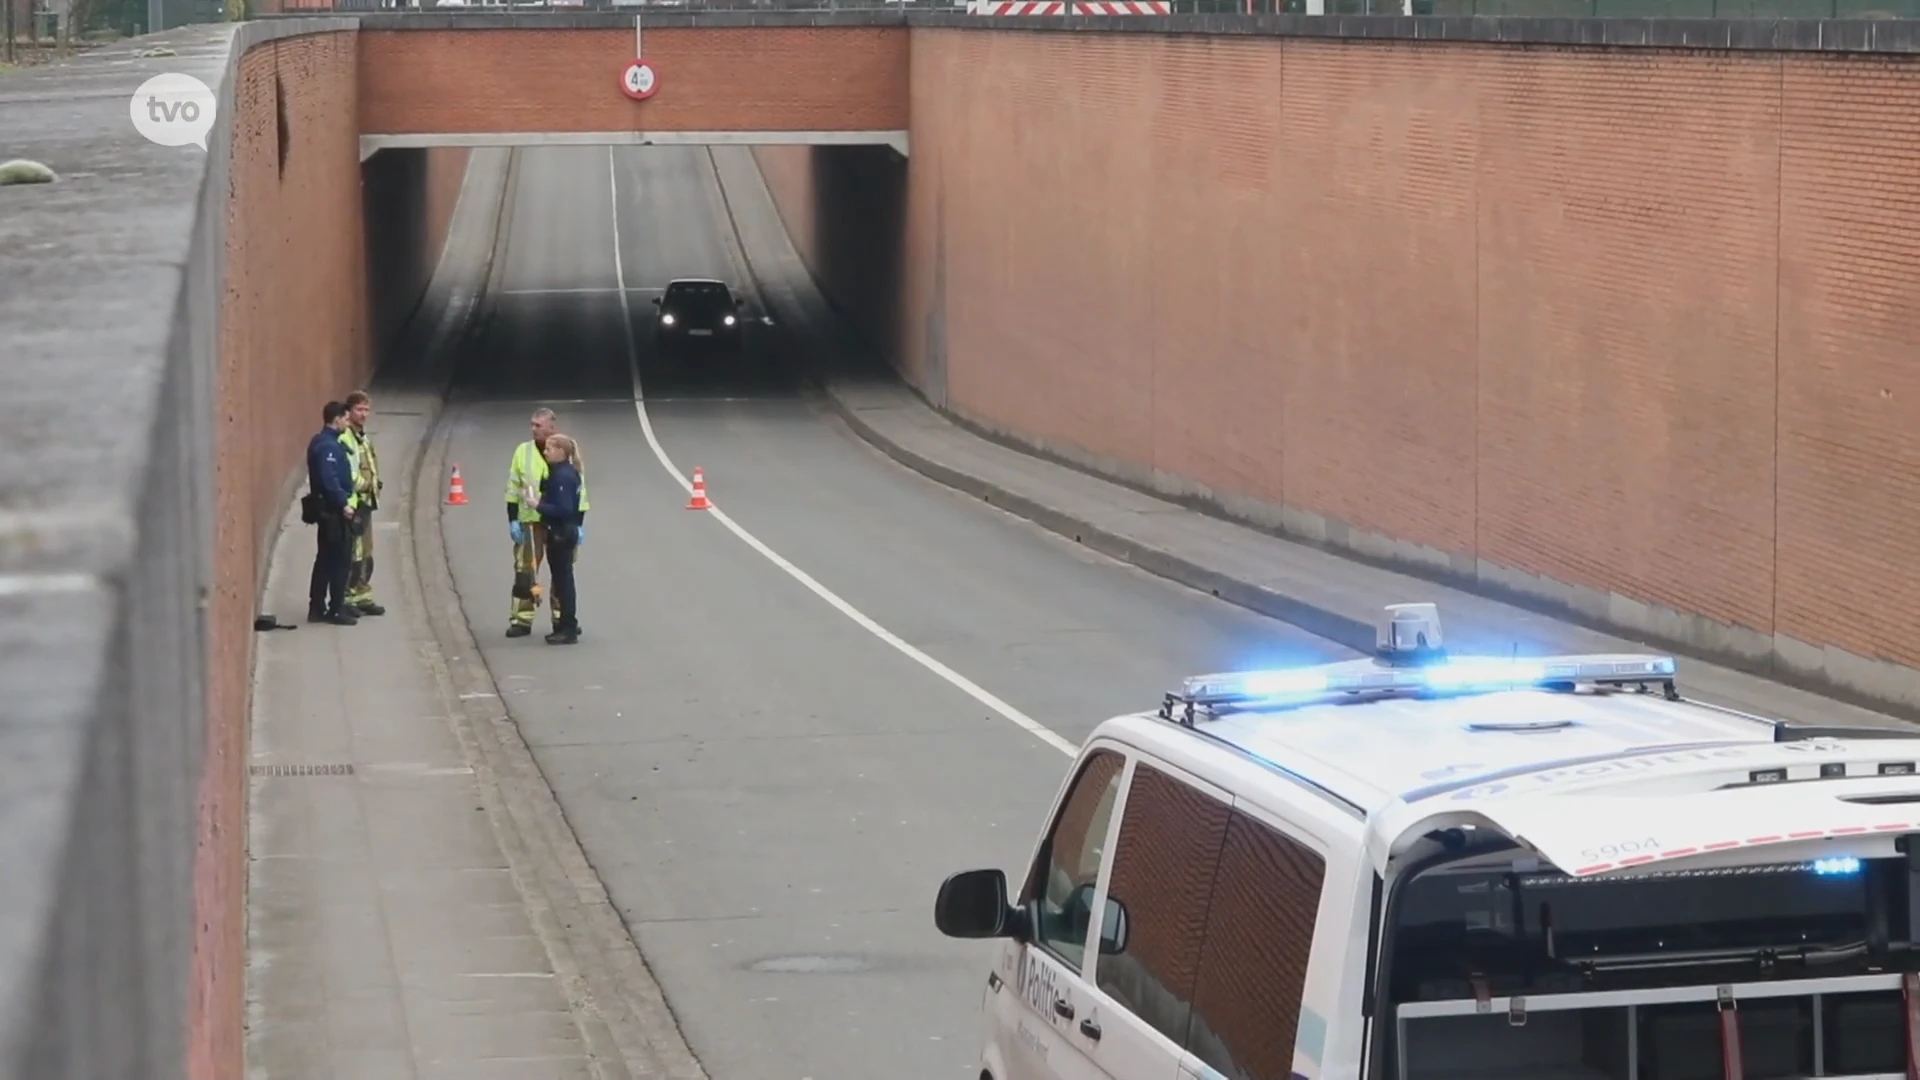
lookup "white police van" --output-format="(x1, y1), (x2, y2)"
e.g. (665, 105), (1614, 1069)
(935, 602), (1920, 1080)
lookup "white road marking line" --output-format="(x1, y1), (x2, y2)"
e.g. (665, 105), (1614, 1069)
(603, 148), (1076, 759)
(500, 286), (665, 296)
(0, 572), (98, 597)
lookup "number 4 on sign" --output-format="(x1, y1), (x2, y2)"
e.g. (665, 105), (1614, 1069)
(621, 59), (658, 101)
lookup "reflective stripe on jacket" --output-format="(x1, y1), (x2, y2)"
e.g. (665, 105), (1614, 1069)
(339, 426), (379, 505)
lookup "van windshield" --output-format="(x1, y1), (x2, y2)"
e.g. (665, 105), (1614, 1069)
(1383, 856), (1920, 1080)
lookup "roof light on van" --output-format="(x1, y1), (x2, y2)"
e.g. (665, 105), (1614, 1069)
(1175, 654), (1678, 709)
(1423, 659), (1549, 689)
(1161, 604), (1682, 724)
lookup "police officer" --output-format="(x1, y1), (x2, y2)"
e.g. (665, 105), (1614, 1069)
(336, 389), (385, 617)
(504, 407), (589, 638)
(305, 400), (358, 625)
(529, 433), (585, 645)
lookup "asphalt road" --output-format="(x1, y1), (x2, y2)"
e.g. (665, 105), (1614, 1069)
(436, 144), (1356, 1080)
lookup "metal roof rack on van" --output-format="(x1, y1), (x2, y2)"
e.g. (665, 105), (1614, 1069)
(1157, 602), (1682, 727)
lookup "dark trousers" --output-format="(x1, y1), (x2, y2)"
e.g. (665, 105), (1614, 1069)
(309, 512), (352, 616)
(547, 530), (578, 632)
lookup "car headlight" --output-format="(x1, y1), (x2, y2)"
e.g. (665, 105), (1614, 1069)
(660, 313), (675, 326)
(723, 315), (736, 327)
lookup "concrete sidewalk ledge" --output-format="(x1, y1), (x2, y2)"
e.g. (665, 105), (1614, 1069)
(0, 18), (351, 1080)
(815, 378), (1916, 732)
(301, 7), (1920, 53)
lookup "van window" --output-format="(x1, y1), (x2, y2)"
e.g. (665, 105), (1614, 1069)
(1093, 763), (1231, 1045)
(1183, 811), (1328, 1079)
(1024, 749), (1126, 971)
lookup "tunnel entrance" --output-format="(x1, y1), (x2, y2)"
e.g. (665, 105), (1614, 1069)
(442, 143), (827, 407)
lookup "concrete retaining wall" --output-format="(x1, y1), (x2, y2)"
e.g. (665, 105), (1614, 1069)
(364, 146), (473, 361)
(0, 21), (469, 1080)
(754, 19), (1920, 711)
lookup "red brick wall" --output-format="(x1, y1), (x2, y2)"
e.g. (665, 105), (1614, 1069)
(197, 33), (470, 1080)
(1774, 57), (1920, 662)
(760, 29), (1920, 676)
(201, 34), (365, 1079)
(358, 27), (908, 134)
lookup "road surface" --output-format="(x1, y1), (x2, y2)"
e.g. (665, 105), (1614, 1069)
(435, 144), (1356, 1080)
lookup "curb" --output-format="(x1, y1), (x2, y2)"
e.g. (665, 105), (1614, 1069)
(400, 151), (709, 1080)
(815, 389), (1381, 658)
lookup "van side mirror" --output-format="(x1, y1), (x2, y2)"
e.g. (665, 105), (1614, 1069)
(935, 868), (1015, 939)
(1099, 896), (1129, 955)
(650, 296), (661, 306)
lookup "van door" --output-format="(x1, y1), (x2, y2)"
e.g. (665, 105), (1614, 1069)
(999, 747), (1129, 1080)
(1082, 759), (1237, 1080)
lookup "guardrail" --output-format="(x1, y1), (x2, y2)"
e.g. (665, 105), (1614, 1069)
(261, 0), (1920, 17)
(264, 0), (960, 11)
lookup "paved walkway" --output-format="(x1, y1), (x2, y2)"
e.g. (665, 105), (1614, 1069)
(243, 388), (604, 1080)
(709, 146), (1909, 735)
(242, 149), (603, 1080)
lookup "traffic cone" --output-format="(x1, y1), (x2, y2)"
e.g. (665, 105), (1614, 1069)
(446, 465), (468, 505)
(685, 467), (711, 510)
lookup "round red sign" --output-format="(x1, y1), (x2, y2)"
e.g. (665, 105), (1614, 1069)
(620, 59), (658, 101)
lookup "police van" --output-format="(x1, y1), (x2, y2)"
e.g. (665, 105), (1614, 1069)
(934, 602), (1920, 1080)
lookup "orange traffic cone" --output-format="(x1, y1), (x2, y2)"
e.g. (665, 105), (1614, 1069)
(446, 465), (468, 505)
(686, 467), (711, 510)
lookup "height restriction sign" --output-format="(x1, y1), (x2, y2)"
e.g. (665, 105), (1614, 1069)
(620, 59), (658, 100)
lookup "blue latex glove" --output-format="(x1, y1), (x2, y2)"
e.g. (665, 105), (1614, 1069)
(509, 521), (525, 545)
(576, 526), (585, 547)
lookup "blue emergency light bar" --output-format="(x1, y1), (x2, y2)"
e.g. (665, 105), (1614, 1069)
(1162, 652), (1680, 724)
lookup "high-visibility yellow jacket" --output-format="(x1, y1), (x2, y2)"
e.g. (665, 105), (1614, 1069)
(506, 439), (589, 523)
(338, 425), (380, 511)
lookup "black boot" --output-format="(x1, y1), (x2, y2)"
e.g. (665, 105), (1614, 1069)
(545, 625), (579, 645)
(506, 624), (532, 638)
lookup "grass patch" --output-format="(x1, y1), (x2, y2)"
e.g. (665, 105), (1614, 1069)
(0, 36), (116, 73)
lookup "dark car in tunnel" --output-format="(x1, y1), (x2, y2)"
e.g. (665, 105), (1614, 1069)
(652, 278), (743, 357)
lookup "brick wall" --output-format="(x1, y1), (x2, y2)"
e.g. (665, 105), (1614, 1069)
(358, 27), (908, 134)
(758, 28), (1920, 687)
(196, 33), (469, 1079)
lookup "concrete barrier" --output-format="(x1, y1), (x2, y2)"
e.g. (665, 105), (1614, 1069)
(0, 20), (471, 1080)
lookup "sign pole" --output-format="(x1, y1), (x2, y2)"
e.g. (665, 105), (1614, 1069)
(634, 13), (642, 59)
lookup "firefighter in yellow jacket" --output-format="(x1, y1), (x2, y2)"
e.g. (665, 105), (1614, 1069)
(337, 390), (385, 617)
(505, 407), (589, 637)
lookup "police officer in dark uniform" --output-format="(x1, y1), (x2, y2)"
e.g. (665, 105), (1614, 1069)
(305, 400), (359, 625)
